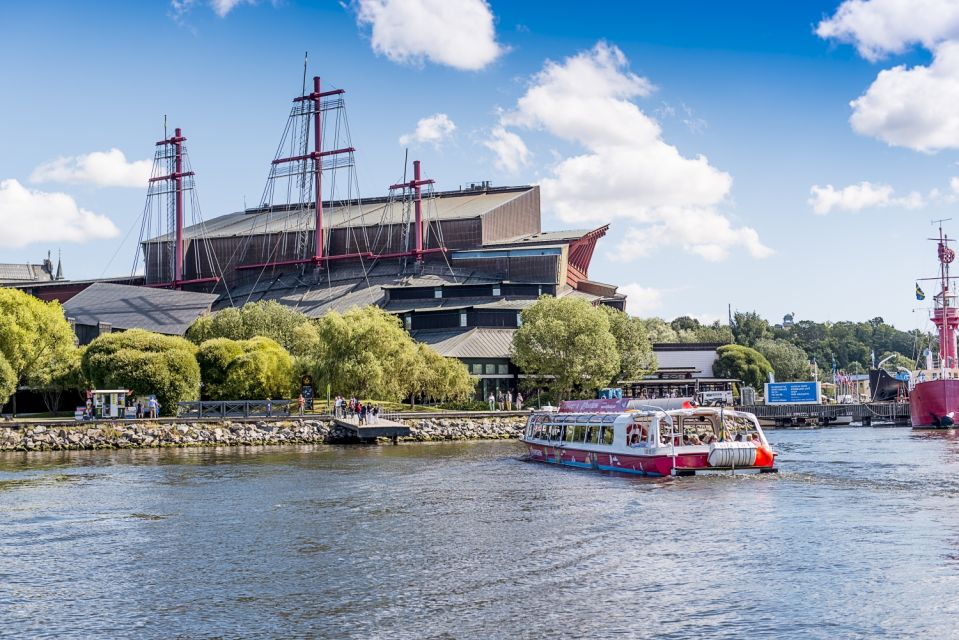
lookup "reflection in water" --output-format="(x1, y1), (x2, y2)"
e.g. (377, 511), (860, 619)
(1, 431), (959, 638)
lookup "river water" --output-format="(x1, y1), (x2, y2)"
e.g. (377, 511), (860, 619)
(2, 427), (959, 638)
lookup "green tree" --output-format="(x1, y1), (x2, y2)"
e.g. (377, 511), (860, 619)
(35, 345), (86, 414)
(186, 301), (313, 355)
(638, 318), (678, 343)
(601, 306), (657, 381)
(754, 339), (810, 382)
(197, 337), (294, 400)
(512, 296), (619, 402)
(82, 329), (200, 417)
(0, 288), (77, 412)
(0, 354), (15, 409)
(712, 344), (774, 390)
(731, 311), (770, 347)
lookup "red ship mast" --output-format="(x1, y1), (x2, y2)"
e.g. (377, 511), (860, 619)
(931, 221), (958, 368)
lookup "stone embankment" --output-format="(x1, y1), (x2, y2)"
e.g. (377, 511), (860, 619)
(0, 416), (527, 451)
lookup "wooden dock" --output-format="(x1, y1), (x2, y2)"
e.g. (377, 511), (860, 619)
(332, 416), (412, 442)
(738, 402), (910, 426)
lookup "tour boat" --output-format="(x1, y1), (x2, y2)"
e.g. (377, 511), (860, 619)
(911, 223), (959, 429)
(521, 399), (777, 477)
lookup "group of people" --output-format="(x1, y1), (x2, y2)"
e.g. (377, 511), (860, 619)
(333, 396), (382, 425)
(82, 396), (162, 420)
(487, 389), (523, 411)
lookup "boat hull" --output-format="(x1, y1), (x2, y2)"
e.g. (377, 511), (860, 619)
(523, 443), (777, 477)
(909, 379), (959, 428)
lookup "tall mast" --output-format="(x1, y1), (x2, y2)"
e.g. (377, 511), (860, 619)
(932, 221), (958, 368)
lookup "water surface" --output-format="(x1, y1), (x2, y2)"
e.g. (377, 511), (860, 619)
(2, 427), (959, 638)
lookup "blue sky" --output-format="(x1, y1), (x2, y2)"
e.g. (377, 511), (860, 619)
(2, 0), (958, 332)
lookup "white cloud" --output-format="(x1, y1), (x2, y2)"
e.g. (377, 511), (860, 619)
(848, 42), (959, 152)
(818, 2), (959, 151)
(951, 176), (959, 193)
(210, 0), (253, 16)
(620, 283), (665, 317)
(170, 0), (254, 20)
(808, 181), (924, 214)
(30, 148), (152, 188)
(483, 126), (531, 172)
(495, 42), (770, 262)
(816, 0), (959, 61)
(399, 113), (456, 147)
(354, 0), (504, 71)
(0, 179), (119, 248)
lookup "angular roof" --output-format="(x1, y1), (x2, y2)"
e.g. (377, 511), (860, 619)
(0, 263), (54, 283)
(486, 229), (594, 246)
(62, 283), (219, 336)
(412, 327), (516, 359)
(220, 263), (503, 318)
(155, 187), (535, 242)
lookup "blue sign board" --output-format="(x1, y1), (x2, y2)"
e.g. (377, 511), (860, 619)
(765, 381), (821, 405)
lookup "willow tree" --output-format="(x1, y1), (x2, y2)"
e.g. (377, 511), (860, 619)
(512, 296), (619, 402)
(186, 301), (313, 355)
(0, 288), (77, 413)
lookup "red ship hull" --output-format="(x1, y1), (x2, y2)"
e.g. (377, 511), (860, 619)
(909, 379), (959, 427)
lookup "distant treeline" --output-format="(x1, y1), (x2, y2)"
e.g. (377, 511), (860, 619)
(643, 313), (927, 381)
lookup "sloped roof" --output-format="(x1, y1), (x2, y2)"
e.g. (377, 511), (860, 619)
(0, 263), (53, 283)
(154, 187), (534, 242)
(62, 283), (219, 335)
(221, 263), (503, 318)
(485, 229), (593, 246)
(412, 327), (516, 359)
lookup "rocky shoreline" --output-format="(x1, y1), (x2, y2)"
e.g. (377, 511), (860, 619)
(0, 416), (527, 452)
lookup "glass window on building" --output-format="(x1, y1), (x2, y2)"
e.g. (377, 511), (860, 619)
(460, 311), (468, 327)
(485, 363), (496, 375)
(497, 364), (508, 375)
(471, 363), (483, 375)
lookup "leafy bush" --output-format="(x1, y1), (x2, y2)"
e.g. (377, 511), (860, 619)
(186, 301), (314, 355)
(82, 329), (200, 416)
(197, 336), (294, 400)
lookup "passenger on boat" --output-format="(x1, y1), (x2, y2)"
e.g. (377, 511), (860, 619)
(706, 434), (717, 444)
(687, 434), (702, 445)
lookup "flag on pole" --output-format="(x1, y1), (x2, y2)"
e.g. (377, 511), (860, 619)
(916, 283), (926, 300)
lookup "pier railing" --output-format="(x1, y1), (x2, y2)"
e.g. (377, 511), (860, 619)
(177, 400), (293, 419)
(738, 402), (910, 423)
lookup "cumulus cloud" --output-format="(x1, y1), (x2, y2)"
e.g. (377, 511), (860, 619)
(816, 0), (959, 61)
(848, 42), (959, 152)
(30, 148), (152, 188)
(819, 1), (959, 151)
(399, 113), (456, 147)
(495, 42), (770, 262)
(483, 126), (531, 172)
(620, 283), (665, 317)
(808, 181), (924, 214)
(0, 179), (119, 248)
(353, 0), (504, 70)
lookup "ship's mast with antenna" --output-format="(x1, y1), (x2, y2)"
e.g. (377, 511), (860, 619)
(931, 219), (958, 368)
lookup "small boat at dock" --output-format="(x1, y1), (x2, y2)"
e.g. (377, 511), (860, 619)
(521, 400), (777, 477)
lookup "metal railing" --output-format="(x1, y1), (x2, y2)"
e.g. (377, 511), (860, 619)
(178, 400), (294, 419)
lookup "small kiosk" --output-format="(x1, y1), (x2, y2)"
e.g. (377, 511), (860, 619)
(90, 389), (131, 419)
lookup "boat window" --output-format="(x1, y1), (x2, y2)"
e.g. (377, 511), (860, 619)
(564, 424), (586, 442)
(600, 425), (615, 445)
(586, 425), (600, 444)
(629, 415), (653, 447)
(548, 424), (562, 441)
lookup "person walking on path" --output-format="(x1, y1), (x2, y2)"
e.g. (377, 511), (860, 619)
(497, 389), (504, 411)
(516, 392), (524, 411)
(266, 397), (273, 418)
(298, 394), (306, 416)
(506, 390), (513, 411)
(488, 392), (496, 411)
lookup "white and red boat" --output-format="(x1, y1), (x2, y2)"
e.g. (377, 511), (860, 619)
(521, 399), (777, 477)
(911, 223), (959, 428)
